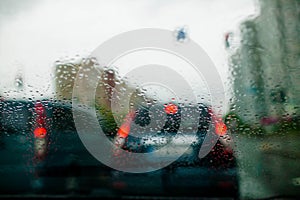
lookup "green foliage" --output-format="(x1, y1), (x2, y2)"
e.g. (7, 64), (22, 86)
(95, 105), (118, 138)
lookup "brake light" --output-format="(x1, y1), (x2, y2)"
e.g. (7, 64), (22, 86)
(33, 101), (47, 138)
(33, 101), (48, 160)
(117, 123), (131, 138)
(34, 127), (47, 138)
(215, 121), (227, 136)
(208, 107), (227, 135)
(164, 103), (178, 114)
(117, 111), (135, 138)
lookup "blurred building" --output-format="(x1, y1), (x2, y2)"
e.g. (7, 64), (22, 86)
(55, 58), (123, 110)
(229, 0), (300, 128)
(54, 57), (153, 115)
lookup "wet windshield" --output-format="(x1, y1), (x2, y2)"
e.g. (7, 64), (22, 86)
(0, 0), (299, 199)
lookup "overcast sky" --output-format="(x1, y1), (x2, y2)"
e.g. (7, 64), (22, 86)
(0, 0), (258, 100)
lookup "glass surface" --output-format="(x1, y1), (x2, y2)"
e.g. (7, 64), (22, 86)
(0, 0), (299, 199)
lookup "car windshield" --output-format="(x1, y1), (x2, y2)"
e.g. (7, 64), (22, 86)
(0, 0), (300, 199)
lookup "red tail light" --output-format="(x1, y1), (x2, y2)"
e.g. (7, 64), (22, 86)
(164, 103), (178, 115)
(117, 123), (131, 138)
(34, 127), (47, 138)
(33, 101), (47, 138)
(117, 111), (135, 138)
(33, 101), (48, 160)
(215, 121), (227, 136)
(208, 107), (227, 136)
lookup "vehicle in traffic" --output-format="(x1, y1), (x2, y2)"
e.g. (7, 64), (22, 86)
(0, 98), (237, 198)
(111, 101), (237, 196)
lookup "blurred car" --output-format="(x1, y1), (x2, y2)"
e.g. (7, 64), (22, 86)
(112, 102), (238, 197)
(0, 98), (238, 198)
